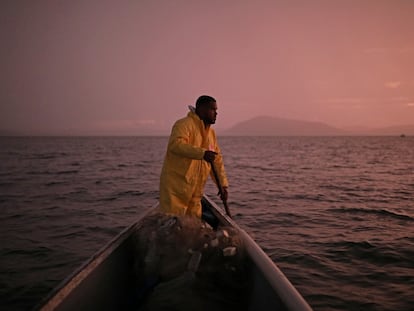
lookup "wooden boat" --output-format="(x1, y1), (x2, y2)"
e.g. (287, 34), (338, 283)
(35, 195), (313, 311)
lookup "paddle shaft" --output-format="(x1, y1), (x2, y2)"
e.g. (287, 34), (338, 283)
(210, 161), (231, 217)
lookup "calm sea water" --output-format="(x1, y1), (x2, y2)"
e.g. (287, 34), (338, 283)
(1, 136), (413, 311)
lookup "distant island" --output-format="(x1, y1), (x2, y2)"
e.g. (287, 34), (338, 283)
(1, 116), (414, 136)
(221, 116), (414, 136)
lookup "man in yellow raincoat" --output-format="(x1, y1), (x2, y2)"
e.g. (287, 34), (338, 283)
(159, 95), (229, 218)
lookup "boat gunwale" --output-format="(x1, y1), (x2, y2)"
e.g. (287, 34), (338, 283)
(203, 194), (313, 311)
(34, 203), (158, 311)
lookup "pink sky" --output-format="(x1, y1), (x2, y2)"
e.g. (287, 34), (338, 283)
(1, 0), (414, 135)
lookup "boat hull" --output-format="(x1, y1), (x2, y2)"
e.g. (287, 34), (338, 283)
(35, 195), (312, 311)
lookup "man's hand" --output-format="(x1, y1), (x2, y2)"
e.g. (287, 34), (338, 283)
(203, 150), (217, 162)
(218, 186), (228, 203)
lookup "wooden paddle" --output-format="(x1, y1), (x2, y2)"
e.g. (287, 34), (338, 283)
(210, 161), (232, 218)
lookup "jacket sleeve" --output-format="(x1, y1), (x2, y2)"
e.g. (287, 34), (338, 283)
(168, 119), (205, 159)
(211, 131), (229, 188)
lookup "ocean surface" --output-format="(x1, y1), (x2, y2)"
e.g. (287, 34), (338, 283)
(0, 136), (413, 311)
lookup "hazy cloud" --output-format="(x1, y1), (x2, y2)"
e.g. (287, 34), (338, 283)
(92, 119), (154, 130)
(364, 47), (414, 54)
(315, 98), (365, 104)
(384, 81), (401, 89)
(136, 120), (156, 125)
(391, 96), (410, 101)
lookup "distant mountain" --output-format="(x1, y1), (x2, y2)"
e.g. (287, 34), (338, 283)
(223, 116), (347, 136)
(3, 118), (413, 137)
(0, 129), (24, 136)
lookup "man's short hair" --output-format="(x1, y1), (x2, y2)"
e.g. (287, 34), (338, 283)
(196, 95), (216, 109)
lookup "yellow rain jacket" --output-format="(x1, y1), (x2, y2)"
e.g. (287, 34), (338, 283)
(159, 109), (228, 217)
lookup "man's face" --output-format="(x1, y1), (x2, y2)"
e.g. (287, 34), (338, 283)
(202, 101), (218, 125)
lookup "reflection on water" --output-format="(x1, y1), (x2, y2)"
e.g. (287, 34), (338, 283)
(1, 136), (413, 311)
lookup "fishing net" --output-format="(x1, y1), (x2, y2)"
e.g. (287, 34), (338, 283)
(131, 211), (249, 311)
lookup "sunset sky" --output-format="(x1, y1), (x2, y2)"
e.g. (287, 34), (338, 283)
(1, 0), (414, 135)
